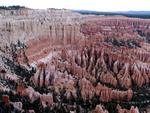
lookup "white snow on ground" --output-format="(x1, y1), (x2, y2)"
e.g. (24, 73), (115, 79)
(30, 51), (58, 67)
(38, 51), (58, 63)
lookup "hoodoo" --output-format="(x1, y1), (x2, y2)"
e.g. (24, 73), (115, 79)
(0, 8), (150, 113)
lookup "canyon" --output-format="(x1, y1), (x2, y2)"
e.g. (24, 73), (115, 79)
(0, 8), (150, 113)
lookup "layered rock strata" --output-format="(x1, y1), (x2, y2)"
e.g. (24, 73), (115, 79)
(0, 9), (150, 113)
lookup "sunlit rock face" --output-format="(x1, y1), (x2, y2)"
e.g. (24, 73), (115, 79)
(0, 9), (83, 43)
(0, 8), (85, 63)
(0, 8), (150, 113)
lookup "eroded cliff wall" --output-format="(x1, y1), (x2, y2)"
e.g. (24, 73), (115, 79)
(1, 9), (150, 113)
(0, 9), (84, 45)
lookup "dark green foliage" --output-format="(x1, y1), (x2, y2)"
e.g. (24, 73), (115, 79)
(0, 6), (25, 10)
(1, 56), (34, 79)
(9, 40), (27, 62)
(104, 38), (141, 48)
(126, 39), (141, 48)
(137, 31), (150, 44)
(1, 40), (35, 79)
(103, 101), (118, 113)
(104, 38), (125, 47)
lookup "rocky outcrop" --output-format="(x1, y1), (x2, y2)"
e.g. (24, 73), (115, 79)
(79, 77), (95, 101)
(0, 9), (83, 43)
(1, 9), (150, 113)
(89, 104), (109, 113)
(17, 85), (54, 107)
(117, 105), (139, 113)
(81, 17), (150, 39)
(95, 83), (133, 102)
(0, 9), (85, 63)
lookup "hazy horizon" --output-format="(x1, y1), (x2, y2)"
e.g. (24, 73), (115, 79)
(0, 0), (150, 12)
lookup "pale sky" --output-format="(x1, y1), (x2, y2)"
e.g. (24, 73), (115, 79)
(0, 0), (150, 11)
